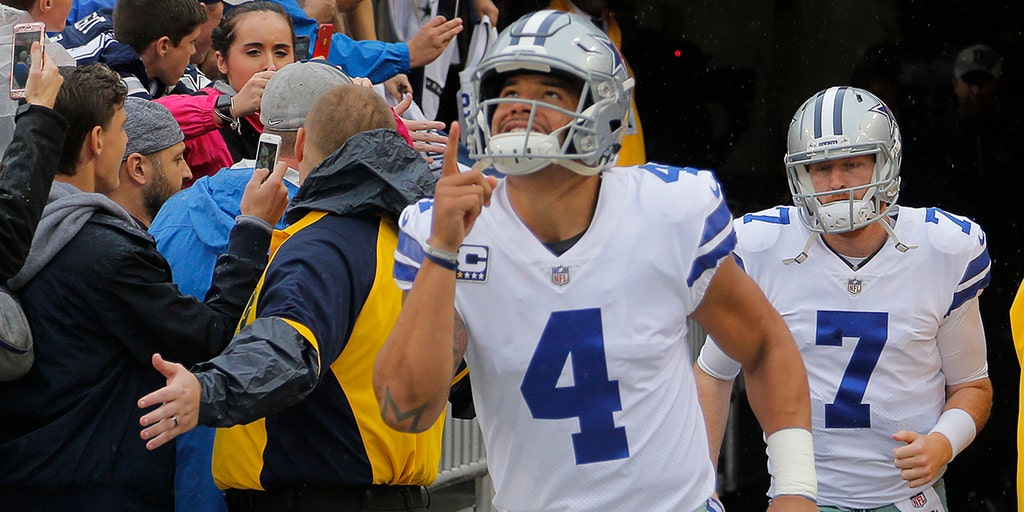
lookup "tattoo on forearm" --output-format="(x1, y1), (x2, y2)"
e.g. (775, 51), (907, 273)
(382, 386), (431, 432)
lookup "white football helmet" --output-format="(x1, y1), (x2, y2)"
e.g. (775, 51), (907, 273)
(466, 10), (634, 176)
(784, 86), (902, 233)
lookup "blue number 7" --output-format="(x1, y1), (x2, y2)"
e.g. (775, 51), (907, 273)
(815, 310), (888, 428)
(520, 309), (629, 465)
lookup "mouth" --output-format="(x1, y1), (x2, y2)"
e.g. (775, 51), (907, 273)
(498, 122), (547, 135)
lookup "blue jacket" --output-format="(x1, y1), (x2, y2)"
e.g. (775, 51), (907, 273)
(151, 166), (299, 298)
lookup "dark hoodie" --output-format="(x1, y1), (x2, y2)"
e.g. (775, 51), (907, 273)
(0, 173), (273, 510)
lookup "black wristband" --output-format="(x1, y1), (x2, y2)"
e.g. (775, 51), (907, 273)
(424, 252), (459, 271)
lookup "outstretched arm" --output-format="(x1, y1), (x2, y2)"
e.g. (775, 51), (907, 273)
(373, 122), (496, 433)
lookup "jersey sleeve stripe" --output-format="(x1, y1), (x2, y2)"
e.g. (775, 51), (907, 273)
(393, 260), (419, 286)
(397, 230), (426, 263)
(959, 250), (991, 285)
(947, 271), (991, 316)
(687, 229), (737, 287)
(699, 197), (734, 246)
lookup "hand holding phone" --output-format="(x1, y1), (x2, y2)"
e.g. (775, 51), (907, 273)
(10, 22), (45, 100)
(312, 23), (334, 60)
(255, 133), (282, 172)
(23, 41), (62, 109)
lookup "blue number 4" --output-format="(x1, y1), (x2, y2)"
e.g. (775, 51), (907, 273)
(520, 309), (629, 464)
(815, 310), (888, 428)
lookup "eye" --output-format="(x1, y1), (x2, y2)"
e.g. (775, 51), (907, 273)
(274, 49), (290, 58)
(245, 49), (262, 57)
(500, 89), (519, 98)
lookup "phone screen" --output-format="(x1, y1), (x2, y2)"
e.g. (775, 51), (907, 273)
(11, 30), (39, 92)
(294, 35), (310, 60)
(255, 139), (280, 171)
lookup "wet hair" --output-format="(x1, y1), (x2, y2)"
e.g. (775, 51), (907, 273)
(304, 85), (396, 158)
(211, 1), (294, 58)
(113, 0), (207, 52)
(0, 1), (35, 11)
(54, 64), (128, 176)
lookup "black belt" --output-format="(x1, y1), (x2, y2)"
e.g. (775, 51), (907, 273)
(224, 485), (430, 512)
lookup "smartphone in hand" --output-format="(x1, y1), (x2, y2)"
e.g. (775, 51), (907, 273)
(255, 133), (282, 172)
(294, 35), (311, 60)
(10, 22), (45, 100)
(312, 23), (334, 59)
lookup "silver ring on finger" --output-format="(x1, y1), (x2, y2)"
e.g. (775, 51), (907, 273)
(170, 415), (179, 428)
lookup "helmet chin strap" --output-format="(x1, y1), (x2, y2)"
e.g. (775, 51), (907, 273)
(783, 209), (917, 265)
(877, 215), (918, 253)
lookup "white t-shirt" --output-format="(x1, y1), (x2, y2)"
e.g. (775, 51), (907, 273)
(699, 205), (990, 509)
(396, 164), (734, 512)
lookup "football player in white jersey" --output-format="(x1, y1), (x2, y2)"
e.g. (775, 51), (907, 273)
(696, 86), (993, 511)
(373, 10), (817, 512)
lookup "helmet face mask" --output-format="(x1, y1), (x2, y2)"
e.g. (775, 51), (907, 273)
(784, 87), (902, 233)
(467, 10), (634, 176)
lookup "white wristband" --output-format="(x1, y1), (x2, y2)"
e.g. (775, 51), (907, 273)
(766, 428), (817, 501)
(929, 408), (976, 461)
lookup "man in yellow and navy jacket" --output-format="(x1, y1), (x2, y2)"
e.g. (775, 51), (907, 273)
(135, 82), (440, 512)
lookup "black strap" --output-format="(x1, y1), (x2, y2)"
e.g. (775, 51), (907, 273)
(224, 485), (430, 512)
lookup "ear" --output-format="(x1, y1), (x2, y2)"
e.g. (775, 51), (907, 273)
(39, 0), (52, 14)
(216, 51), (228, 76)
(88, 125), (104, 157)
(155, 36), (172, 57)
(295, 127), (307, 164)
(123, 153), (148, 186)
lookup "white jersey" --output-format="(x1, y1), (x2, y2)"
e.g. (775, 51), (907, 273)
(701, 205), (990, 509)
(395, 164), (735, 512)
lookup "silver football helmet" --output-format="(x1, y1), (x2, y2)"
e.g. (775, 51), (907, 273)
(784, 86), (902, 234)
(466, 10), (634, 176)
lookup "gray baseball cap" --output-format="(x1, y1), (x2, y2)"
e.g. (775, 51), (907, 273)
(260, 61), (354, 131)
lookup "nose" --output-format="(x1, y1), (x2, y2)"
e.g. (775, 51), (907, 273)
(182, 163), (193, 183)
(509, 98), (531, 115)
(829, 171), (846, 190)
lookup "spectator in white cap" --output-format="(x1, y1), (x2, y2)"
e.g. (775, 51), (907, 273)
(105, 97), (191, 227)
(952, 43), (1003, 117)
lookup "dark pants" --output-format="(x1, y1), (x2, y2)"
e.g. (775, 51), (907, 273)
(224, 485), (429, 512)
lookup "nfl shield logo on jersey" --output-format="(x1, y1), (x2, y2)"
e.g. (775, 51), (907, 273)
(847, 278), (862, 295)
(910, 492), (927, 508)
(551, 265), (570, 286)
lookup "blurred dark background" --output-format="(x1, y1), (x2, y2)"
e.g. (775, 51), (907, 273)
(493, 1), (1022, 509)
